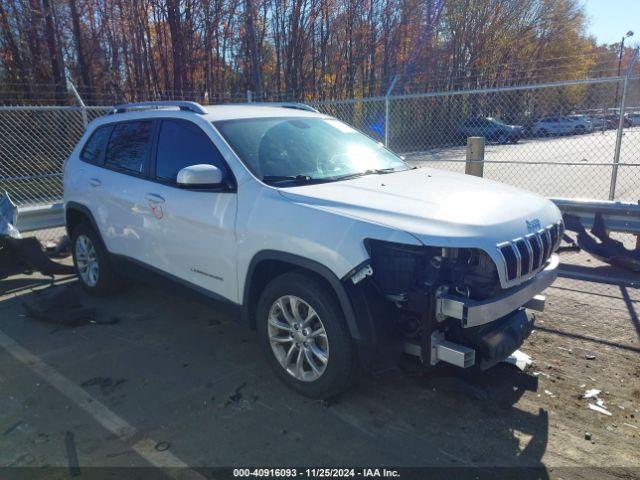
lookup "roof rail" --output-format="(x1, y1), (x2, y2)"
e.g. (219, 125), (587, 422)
(111, 101), (207, 115)
(232, 102), (318, 113)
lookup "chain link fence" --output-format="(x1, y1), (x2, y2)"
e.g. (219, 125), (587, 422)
(1, 75), (640, 211)
(0, 106), (109, 207)
(313, 75), (640, 202)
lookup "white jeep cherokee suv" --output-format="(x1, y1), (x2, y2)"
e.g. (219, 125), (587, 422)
(64, 101), (562, 398)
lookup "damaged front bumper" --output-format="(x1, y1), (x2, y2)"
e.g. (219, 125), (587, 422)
(405, 307), (536, 370)
(436, 254), (558, 328)
(403, 255), (558, 369)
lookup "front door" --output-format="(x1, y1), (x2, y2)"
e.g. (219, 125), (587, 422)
(143, 118), (238, 302)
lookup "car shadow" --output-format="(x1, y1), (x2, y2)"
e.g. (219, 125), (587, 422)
(355, 361), (550, 473)
(0, 275), (550, 472)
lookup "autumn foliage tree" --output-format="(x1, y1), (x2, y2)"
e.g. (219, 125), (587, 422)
(0, 0), (632, 105)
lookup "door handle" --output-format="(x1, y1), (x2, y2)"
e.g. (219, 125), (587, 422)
(89, 178), (102, 187)
(145, 193), (165, 204)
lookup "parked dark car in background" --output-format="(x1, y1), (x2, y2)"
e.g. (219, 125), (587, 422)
(605, 114), (632, 128)
(458, 117), (524, 144)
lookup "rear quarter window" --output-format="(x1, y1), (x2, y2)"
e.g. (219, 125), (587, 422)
(80, 125), (112, 165)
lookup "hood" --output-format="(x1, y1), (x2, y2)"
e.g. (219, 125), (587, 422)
(278, 167), (561, 250)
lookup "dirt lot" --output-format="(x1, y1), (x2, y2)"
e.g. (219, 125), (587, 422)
(0, 251), (639, 478)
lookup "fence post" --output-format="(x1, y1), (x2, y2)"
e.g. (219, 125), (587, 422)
(465, 137), (485, 177)
(384, 76), (398, 147)
(609, 47), (639, 201)
(67, 80), (88, 129)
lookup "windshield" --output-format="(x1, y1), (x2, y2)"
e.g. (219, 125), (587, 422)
(213, 117), (409, 185)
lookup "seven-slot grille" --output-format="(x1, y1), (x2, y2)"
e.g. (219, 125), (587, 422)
(497, 221), (563, 282)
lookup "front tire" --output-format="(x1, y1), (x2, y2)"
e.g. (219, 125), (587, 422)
(71, 223), (119, 296)
(256, 271), (355, 398)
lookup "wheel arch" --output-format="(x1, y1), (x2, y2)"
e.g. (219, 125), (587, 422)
(65, 202), (105, 248)
(242, 250), (362, 341)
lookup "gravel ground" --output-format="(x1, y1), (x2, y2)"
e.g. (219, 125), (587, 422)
(0, 250), (638, 478)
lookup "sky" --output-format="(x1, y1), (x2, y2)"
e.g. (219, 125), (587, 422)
(582, 0), (639, 46)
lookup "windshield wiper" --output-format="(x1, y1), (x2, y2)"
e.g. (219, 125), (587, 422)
(264, 167), (405, 185)
(262, 174), (315, 184)
(329, 167), (402, 181)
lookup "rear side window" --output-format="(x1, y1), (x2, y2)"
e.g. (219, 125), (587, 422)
(104, 121), (154, 174)
(155, 120), (227, 182)
(80, 126), (111, 164)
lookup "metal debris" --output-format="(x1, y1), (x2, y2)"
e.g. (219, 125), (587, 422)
(563, 212), (640, 272)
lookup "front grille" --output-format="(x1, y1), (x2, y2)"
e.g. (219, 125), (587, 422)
(498, 221), (563, 282)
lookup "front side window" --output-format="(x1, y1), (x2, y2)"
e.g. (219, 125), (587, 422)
(155, 120), (227, 182)
(80, 125), (111, 164)
(214, 117), (408, 185)
(104, 120), (154, 174)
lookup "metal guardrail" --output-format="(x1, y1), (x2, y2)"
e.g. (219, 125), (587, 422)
(16, 198), (639, 239)
(16, 203), (64, 232)
(551, 198), (640, 235)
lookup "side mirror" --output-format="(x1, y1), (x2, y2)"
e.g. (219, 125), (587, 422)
(177, 164), (223, 188)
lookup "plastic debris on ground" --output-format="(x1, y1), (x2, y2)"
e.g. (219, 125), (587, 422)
(588, 404), (612, 416)
(582, 388), (613, 416)
(583, 389), (601, 399)
(503, 349), (532, 371)
(0, 191), (74, 278)
(0, 191), (20, 239)
(21, 284), (118, 328)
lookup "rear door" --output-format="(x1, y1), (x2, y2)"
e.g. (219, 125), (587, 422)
(144, 118), (238, 301)
(98, 119), (157, 261)
(70, 124), (113, 236)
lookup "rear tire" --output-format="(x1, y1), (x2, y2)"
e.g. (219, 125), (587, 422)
(71, 223), (119, 296)
(256, 271), (355, 398)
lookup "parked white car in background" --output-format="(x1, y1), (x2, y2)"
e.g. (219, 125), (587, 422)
(627, 112), (640, 126)
(533, 116), (592, 136)
(63, 101), (563, 398)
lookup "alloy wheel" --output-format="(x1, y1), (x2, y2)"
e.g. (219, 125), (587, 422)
(75, 234), (99, 287)
(267, 295), (329, 382)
